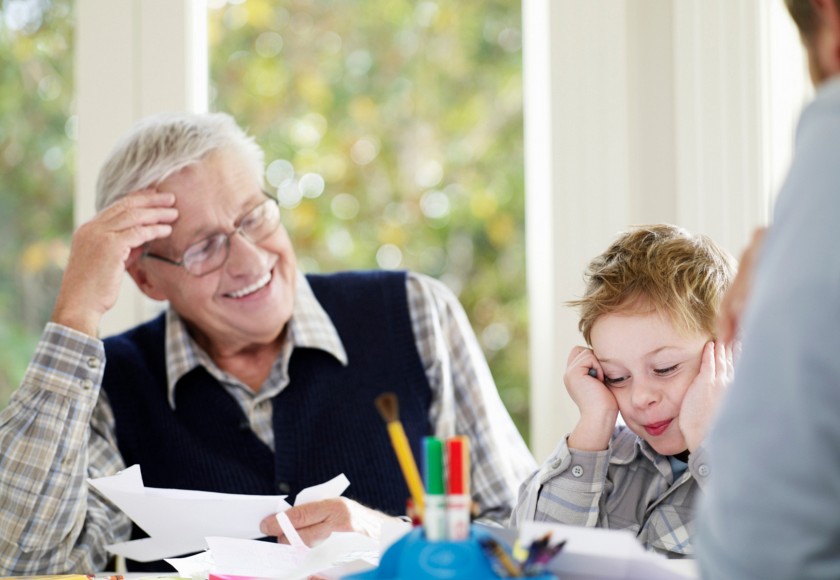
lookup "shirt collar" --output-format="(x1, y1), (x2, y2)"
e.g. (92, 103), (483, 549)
(609, 429), (675, 478)
(164, 270), (349, 409)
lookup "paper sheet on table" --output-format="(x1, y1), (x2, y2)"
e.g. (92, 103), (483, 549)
(519, 521), (697, 580)
(88, 464), (350, 562)
(166, 534), (378, 580)
(206, 532), (378, 580)
(166, 549), (215, 577)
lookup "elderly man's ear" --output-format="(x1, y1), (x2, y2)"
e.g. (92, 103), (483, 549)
(126, 257), (168, 302)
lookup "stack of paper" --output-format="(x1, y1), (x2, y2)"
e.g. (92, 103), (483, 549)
(88, 464), (380, 580)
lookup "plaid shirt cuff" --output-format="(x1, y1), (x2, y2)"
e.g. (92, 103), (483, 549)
(23, 323), (106, 400)
(538, 436), (611, 493)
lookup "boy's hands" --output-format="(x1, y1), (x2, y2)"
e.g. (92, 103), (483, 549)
(565, 346), (619, 452)
(678, 340), (735, 452)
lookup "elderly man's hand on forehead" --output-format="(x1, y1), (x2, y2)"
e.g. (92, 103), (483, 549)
(50, 190), (178, 338)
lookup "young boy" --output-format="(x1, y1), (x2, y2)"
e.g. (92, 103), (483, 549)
(511, 224), (735, 558)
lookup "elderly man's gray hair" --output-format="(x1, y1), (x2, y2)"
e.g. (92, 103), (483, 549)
(95, 112), (265, 211)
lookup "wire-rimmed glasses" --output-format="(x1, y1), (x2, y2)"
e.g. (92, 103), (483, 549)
(143, 194), (281, 277)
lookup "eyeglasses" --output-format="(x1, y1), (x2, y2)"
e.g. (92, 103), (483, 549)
(143, 194), (281, 277)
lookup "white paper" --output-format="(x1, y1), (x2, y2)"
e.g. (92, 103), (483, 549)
(292, 473), (349, 506)
(379, 518), (412, 554)
(108, 536), (211, 563)
(520, 521), (697, 580)
(89, 465), (349, 562)
(275, 512), (306, 549)
(165, 549), (215, 579)
(207, 536), (307, 577)
(283, 531), (378, 580)
(206, 532), (378, 580)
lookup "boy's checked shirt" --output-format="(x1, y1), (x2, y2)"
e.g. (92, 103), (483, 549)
(511, 425), (712, 558)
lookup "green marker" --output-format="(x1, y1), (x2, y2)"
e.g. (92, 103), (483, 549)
(423, 436), (446, 540)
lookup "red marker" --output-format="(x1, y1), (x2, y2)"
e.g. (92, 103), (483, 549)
(446, 436), (471, 540)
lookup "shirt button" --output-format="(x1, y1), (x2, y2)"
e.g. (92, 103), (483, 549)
(80, 379), (94, 390)
(571, 465), (584, 478)
(277, 482), (291, 493)
(698, 464), (710, 477)
(551, 459), (562, 469)
(86, 356), (101, 369)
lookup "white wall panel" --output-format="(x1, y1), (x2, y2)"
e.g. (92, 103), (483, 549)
(76, 0), (207, 337)
(524, 0), (807, 459)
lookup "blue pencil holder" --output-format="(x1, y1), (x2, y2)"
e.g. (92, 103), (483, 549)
(343, 526), (556, 580)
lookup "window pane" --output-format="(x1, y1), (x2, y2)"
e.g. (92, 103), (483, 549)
(0, 0), (75, 408)
(208, 0), (529, 438)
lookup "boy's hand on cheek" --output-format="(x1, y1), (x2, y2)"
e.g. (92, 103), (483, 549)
(679, 341), (734, 452)
(565, 346), (619, 451)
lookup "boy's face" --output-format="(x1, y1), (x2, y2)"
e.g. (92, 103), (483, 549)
(590, 310), (708, 456)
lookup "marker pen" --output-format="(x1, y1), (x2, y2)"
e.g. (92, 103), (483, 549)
(422, 436), (446, 541)
(446, 435), (471, 540)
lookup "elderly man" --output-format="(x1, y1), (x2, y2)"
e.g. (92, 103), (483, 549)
(0, 112), (535, 573)
(696, 0), (840, 578)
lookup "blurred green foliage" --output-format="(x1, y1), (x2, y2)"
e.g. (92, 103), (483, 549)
(0, 0), (529, 441)
(0, 0), (75, 408)
(209, 0), (529, 437)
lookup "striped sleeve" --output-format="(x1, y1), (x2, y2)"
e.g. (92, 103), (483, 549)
(0, 323), (131, 574)
(511, 435), (610, 528)
(406, 273), (537, 523)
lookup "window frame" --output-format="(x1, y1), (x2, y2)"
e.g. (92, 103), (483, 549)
(77, 0), (807, 459)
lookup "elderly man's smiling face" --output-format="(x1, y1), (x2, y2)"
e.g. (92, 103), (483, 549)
(129, 148), (297, 356)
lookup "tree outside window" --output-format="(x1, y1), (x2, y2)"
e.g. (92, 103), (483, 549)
(0, 0), (529, 441)
(209, 0), (530, 438)
(0, 0), (75, 407)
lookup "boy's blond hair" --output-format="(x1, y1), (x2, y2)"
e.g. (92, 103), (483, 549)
(570, 224), (736, 344)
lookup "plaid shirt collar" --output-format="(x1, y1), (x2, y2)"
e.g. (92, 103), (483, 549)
(609, 427), (679, 480)
(164, 270), (348, 409)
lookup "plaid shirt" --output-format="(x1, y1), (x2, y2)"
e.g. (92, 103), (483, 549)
(510, 425), (711, 558)
(0, 271), (535, 574)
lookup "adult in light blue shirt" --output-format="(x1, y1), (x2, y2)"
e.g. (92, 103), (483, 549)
(697, 0), (840, 578)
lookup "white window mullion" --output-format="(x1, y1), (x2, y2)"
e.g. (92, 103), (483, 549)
(524, 0), (633, 461)
(76, 0), (207, 337)
(673, 0), (768, 256)
(524, 0), (805, 460)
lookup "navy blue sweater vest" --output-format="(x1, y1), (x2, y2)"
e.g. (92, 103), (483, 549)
(102, 271), (432, 568)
